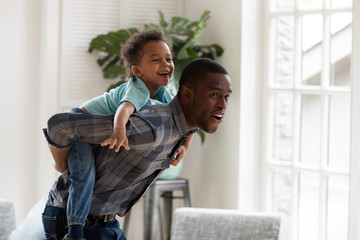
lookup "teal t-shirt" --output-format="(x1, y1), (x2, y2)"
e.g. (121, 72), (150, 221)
(83, 77), (173, 115)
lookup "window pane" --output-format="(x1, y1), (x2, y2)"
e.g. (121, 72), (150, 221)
(302, 15), (323, 85)
(330, 13), (352, 86)
(272, 92), (293, 162)
(327, 95), (351, 170)
(271, 168), (292, 238)
(299, 95), (321, 166)
(330, 0), (352, 9)
(298, 0), (322, 10)
(327, 175), (349, 240)
(270, 0), (295, 12)
(298, 172), (320, 240)
(271, 16), (295, 87)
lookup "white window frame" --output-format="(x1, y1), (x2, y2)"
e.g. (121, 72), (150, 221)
(239, 0), (360, 239)
(348, 1), (360, 239)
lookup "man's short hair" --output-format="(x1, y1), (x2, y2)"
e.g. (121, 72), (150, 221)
(177, 58), (228, 97)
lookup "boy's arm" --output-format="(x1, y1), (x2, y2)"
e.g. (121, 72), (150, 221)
(170, 133), (194, 166)
(100, 101), (135, 152)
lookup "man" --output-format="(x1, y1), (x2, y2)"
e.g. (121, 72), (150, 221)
(42, 58), (232, 240)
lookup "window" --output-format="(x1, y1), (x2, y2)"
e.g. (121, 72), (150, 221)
(263, 0), (357, 239)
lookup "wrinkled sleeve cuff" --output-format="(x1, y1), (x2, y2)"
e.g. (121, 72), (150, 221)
(42, 128), (72, 149)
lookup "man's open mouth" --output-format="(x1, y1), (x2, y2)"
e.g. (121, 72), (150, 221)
(211, 114), (223, 121)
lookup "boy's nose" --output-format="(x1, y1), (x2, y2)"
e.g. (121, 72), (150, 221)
(161, 59), (169, 66)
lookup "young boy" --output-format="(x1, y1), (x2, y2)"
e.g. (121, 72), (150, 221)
(49, 30), (193, 240)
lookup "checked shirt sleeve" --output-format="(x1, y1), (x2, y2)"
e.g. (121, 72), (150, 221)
(43, 111), (115, 149)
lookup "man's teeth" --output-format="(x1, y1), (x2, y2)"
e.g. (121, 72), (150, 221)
(213, 114), (223, 120)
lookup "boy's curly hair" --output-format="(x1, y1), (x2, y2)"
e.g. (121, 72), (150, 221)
(121, 29), (173, 78)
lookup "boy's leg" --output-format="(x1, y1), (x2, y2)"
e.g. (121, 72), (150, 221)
(42, 200), (67, 240)
(84, 218), (127, 240)
(43, 108), (114, 173)
(49, 144), (71, 173)
(67, 140), (96, 238)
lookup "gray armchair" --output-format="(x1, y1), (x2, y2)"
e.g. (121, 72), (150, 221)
(0, 199), (16, 240)
(171, 207), (283, 240)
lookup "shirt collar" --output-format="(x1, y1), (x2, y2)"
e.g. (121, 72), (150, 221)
(169, 96), (188, 136)
(132, 77), (165, 96)
(169, 96), (199, 137)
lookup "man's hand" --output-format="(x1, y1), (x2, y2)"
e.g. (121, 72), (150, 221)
(170, 145), (186, 166)
(100, 129), (130, 152)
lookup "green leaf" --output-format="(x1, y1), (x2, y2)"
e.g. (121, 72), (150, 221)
(172, 57), (195, 84)
(197, 130), (206, 144)
(159, 11), (167, 28)
(103, 65), (126, 79)
(174, 11), (211, 59)
(97, 54), (113, 67)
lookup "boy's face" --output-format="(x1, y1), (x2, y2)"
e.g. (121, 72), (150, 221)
(186, 72), (232, 133)
(132, 40), (174, 96)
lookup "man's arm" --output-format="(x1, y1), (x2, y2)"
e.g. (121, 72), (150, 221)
(44, 111), (114, 148)
(44, 109), (157, 154)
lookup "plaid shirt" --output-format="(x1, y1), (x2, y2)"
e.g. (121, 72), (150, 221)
(44, 97), (195, 217)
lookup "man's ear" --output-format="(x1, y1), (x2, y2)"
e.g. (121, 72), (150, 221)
(131, 65), (142, 78)
(180, 85), (194, 101)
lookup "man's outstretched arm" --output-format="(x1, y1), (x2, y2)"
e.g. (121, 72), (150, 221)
(44, 111), (114, 147)
(43, 110), (115, 172)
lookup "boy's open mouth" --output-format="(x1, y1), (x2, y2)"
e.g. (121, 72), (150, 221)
(158, 71), (170, 76)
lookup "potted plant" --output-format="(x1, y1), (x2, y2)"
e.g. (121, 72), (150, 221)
(88, 11), (224, 179)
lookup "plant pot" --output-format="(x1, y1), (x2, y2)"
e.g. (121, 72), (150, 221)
(158, 159), (183, 180)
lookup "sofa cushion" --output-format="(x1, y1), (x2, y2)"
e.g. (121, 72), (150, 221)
(8, 198), (47, 240)
(0, 199), (16, 240)
(171, 207), (282, 240)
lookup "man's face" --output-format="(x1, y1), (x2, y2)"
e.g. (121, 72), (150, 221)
(187, 72), (232, 133)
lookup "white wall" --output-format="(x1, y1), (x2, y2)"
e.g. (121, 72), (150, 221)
(178, 0), (242, 210)
(0, 0), (46, 224)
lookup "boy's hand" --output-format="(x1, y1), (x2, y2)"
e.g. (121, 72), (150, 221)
(100, 129), (130, 152)
(170, 145), (186, 166)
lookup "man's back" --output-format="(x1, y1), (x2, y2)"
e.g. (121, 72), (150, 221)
(47, 97), (189, 217)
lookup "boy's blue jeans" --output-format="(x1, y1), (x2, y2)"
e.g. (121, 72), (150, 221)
(42, 202), (126, 240)
(67, 139), (95, 226)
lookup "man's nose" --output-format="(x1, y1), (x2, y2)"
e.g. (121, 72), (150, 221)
(217, 97), (227, 110)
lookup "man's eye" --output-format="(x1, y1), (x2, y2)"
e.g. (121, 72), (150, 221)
(167, 58), (173, 62)
(152, 59), (160, 62)
(210, 92), (218, 97)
